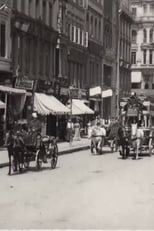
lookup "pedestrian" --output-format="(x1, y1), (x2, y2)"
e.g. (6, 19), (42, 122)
(66, 119), (74, 142)
(73, 118), (81, 141)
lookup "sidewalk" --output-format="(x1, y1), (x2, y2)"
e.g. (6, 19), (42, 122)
(0, 137), (90, 168)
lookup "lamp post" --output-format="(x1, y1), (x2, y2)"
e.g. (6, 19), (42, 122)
(116, 9), (121, 118)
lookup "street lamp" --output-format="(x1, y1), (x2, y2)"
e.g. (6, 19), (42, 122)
(116, 9), (122, 118)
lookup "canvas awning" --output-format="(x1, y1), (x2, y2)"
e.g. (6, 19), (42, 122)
(0, 100), (5, 109)
(68, 99), (94, 115)
(34, 93), (70, 115)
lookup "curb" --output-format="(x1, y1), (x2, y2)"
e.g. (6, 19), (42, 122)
(0, 145), (90, 169)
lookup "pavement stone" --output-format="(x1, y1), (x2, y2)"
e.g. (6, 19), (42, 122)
(0, 137), (90, 168)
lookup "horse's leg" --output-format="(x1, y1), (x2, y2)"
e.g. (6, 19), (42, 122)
(8, 148), (11, 175)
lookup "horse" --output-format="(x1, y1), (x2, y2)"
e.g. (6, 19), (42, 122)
(131, 123), (144, 160)
(7, 129), (25, 175)
(89, 125), (106, 154)
(117, 125), (130, 159)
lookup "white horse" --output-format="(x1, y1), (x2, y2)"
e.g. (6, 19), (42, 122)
(89, 125), (106, 154)
(131, 123), (144, 160)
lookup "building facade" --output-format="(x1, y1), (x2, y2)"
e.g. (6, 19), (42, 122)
(103, 0), (119, 119)
(0, 0), (12, 85)
(86, 0), (104, 115)
(130, 0), (154, 111)
(119, 0), (132, 99)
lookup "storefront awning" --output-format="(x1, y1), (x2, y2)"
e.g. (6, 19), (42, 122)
(34, 93), (70, 115)
(131, 72), (141, 83)
(68, 99), (94, 115)
(102, 89), (113, 98)
(0, 85), (26, 94)
(0, 100), (5, 109)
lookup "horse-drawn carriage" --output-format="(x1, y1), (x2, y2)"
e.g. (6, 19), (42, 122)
(119, 93), (154, 159)
(7, 119), (58, 175)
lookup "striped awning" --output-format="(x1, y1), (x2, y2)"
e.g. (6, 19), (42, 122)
(34, 93), (70, 115)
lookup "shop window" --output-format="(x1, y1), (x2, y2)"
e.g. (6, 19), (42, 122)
(145, 83), (149, 89)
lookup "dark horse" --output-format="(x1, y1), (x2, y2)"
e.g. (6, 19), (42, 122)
(117, 125), (130, 159)
(7, 129), (24, 175)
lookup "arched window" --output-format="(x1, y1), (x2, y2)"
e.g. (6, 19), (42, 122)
(150, 28), (153, 43)
(143, 29), (147, 43)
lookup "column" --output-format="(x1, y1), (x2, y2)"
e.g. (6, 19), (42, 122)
(25, 0), (29, 15)
(17, 0), (22, 11)
(39, 0), (43, 19)
(46, 1), (49, 26)
(32, 0), (36, 18)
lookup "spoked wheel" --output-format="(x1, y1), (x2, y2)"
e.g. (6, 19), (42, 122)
(35, 150), (42, 170)
(51, 145), (58, 169)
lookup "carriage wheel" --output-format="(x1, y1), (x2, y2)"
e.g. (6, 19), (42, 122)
(36, 150), (42, 170)
(51, 145), (58, 169)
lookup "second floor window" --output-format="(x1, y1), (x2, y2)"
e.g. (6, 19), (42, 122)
(131, 52), (136, 64)
(132, 30), (137, 43)
(150, 29), (154, 43)
(143, 4), (147, 14)
(132, 7), (137, 16)
(143, 29), (147, 43)
(150, 50), (153, 64)
(143, 50), (147, 64)
(0, 23), (6, 57)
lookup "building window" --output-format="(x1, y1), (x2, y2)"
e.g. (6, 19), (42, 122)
(149, 50), (153, 64)
(36, 0), (39, 18)
(132, 7), (137, 16)
(0, 23), (6, 57)
(150, 4), (154, 14)
(143, 29), (147, 43)
(131, 52), (136, 64)
(49, 3), (52, 26)
(143, 4), (147, 14)
(150, 29), (153, 43)
(132, 30), (137, 43)
(143, 50), (147, 64)
(21, 1), (25, 13)
(13, 0), (17, 9)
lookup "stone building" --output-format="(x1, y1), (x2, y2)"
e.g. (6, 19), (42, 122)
(86, 0), (104, 115)
(130, 0), (154, 119)
(103, 0), (119, 119)
(0, 0), (12, 85)
(119, 0), (132, 99)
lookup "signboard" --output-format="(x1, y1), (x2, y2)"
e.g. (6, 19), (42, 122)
(15, 76), (34, 90)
